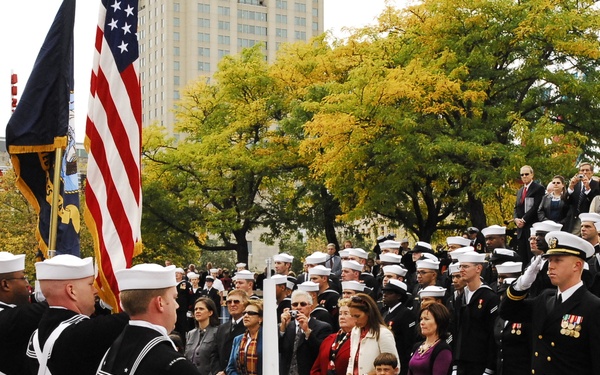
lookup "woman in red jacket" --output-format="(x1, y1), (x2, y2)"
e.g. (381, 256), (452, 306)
(311, 298), (356, 375)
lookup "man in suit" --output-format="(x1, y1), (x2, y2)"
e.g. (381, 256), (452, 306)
(500, 231), (600, 375)
(325, 243), (342, 278)
(381, 279), (416, 375)
(0, 252), (47, 375)
(215, 289), (249, 375)
(279, 289), (333, 375)
(26, 255), (129, 375)
(513, 165), (546, 263)
(97, 263), (200, 374)
(566, 161), (600, 234)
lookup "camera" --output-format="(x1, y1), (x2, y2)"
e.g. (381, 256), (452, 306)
(290, 310), (298, 319)
(579, 174), (584, 179)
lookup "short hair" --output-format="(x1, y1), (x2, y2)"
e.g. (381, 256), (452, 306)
(246, 299), (263, 317)
(373, 352), (398, 368)
(227, 289), (250, 305)
(521, 165), (534, 174)
(193, 297), (220, 327)
(291, 290), (313, 305)
(579, 161), (594, 169)
(120, 288), (170, 316)
(338, 298), (351, 308)
(419, 302), (451, 340)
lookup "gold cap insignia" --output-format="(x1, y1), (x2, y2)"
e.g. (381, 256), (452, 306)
(548, 237), (558, 249)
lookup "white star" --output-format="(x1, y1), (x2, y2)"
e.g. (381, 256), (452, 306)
(124, 5), (135, 17)
(108, 18), (118, 30)
(118, 41), (129, 53)
(110, 0), (121, 12)
(122, 22), (132, 35)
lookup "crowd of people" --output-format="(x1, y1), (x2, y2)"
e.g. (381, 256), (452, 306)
(2, 162), (600, 375)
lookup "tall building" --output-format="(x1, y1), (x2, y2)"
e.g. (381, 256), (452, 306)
(138, 0), (324, 135)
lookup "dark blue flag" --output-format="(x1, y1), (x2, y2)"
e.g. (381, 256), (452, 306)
(5, 0), (80, 257)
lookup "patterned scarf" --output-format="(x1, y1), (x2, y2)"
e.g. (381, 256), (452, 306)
(238, 329), (259, 375)
(328, 329), (350, 371)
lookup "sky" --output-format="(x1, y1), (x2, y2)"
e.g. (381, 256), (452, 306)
(0, 0), (405, 142)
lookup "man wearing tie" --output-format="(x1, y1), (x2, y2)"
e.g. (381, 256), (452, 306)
(500, 231), (600, 375)
(566, 162), (600, 234)
(513, 165), (545, 263)
(215, 289), (249, 375)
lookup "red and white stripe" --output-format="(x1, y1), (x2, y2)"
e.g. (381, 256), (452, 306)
(84, 2), (142, 310)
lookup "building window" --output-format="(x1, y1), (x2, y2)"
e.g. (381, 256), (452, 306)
(173, 32), (180, 41)
(276, 0), (288, 9)
(174, 76), (180, 86)
(198, 33), (210, 42)
(312, 21), (318, 31)
(174, 61), (180, 71)
(198, 62), (211, 71)
(174, 46), (180, 56)
(294, 2), (306, 12)
(238, 24), (267, 35)
(218, 35), (231, 44)
(173, 17), (180, 27)
(238, 9), (267, 21)
(198, 3), (210, 13)
(294, 31), (306, 40)
(276, 14), (287, 24)
(198, 18), (210, 28)
(174, 90), (180, 100)
(276, 28), (287, 37)
(294, 17), (306, 26)
(198, 47), (210, 57)
(218, 49), (230, 58)
(174, 3), (180, 12)
(218, 21), (230, 30)
(218, 6), (231, 15)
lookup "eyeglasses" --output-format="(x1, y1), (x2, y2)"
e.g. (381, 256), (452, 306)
(243, 311), (261, 316)
(291, 301), (309, 307)
(552, 181), (562, 184)
(520, 173), (530, 176)
(226, 299), (241, 305)
(416, 271), (434, 275)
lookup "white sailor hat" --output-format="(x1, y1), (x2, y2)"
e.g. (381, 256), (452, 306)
(416, 258), (440, 270)
(449, 262), (460, 274)
(305, 251), (327, 265)
(449, 246), (473, 260)
(0, 252), (25, 273)
(495, 261), (522, 274)
(273, 253), (294, 263)
(418, 286), (447, 298)
(308, 265), (331, 276)
(481, 225), (506, 237)
(381, 279), (407, 294)
(271, 275), (286, 285)
(532, 220), (563, 234)
(490, 248), (520, 264)
(235, 270), (255, 280)
(347, 248), (368, 259)
(341, 280), (365, 292)
(187, 272), (199, 280)
(342, 260), (363, 272)
(421, 253), (439, 262)
(175, 267), (185, 274)
(579, 213), (600, 230)
(400, 238), (409, 244)
(205, 275), (215, 281)
(235, 262), (247, 268)
(339, 249), (350, 258)
(530, 227), (537, 237)
(456, 251), (487, 264)
(382, 264), (407, 277)
(36, 255), (94, 281)
(298, 281), (320, 292)
(410, 241), (434, 254)
(543, 231), (595, 259)
(209, 268), (219, 274)
(380, 240), (401, 249)
(379, 253), (402, 264)
(116, 264), (178, 291)
(285, 277), (296, 290)
(446, 236), (472, 247)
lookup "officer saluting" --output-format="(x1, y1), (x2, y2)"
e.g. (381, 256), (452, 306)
(97, 264), (200, 374)
(500, 231), (600, 375)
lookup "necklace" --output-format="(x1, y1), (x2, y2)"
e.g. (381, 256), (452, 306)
(417, 339), (439, 355)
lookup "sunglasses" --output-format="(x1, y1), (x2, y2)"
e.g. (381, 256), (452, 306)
(291, 301), (309, 307)
(552, 181), (562, 184)
(243, 311), (260, 316)
(520, 173), (530, 176)
(226, 299), (241, 305)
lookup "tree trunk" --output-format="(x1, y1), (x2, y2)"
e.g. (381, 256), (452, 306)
(468, 192), (487, 230)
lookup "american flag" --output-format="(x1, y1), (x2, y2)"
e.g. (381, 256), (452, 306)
(85, 0), (142, 310)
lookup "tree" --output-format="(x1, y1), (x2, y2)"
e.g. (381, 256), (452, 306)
(299, 0), (595, 240)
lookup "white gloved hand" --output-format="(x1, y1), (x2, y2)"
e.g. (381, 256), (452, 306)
(186, 311), (193, 318)
(451, 365), (457, 375)
(514, 255), (542, 291)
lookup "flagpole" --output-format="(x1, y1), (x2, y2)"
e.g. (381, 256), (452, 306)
(48, 143), (64, 258)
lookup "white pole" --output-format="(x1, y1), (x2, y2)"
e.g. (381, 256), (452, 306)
(262, 258), (279, 373)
